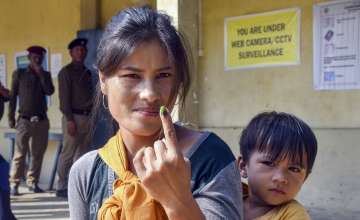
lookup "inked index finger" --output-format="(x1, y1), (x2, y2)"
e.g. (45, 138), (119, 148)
(159, 106), (179, 153)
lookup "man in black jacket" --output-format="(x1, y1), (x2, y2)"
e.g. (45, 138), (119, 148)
(8, 45), (55, 195)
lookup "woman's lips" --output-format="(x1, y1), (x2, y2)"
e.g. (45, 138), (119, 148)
(134, 108), (159, 117)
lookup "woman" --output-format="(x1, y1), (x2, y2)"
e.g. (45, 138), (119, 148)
(68, 6), (242, 220)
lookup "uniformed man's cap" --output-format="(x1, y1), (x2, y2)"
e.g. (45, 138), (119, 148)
(27, 46), (46, 55)
(68, 38), (88, 50)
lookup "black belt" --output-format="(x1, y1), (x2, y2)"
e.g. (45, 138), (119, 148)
(20, 115), (46, 122)
(72, 109), (91, 116)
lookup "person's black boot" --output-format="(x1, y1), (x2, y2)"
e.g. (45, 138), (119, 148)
(56, 189), (68, 198)
(28, 184), (44, 193)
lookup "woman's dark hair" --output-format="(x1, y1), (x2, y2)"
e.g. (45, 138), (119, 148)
(96, 6), (191, 108)
(239, 111), (318, 176)
(88, 6), (192, 145)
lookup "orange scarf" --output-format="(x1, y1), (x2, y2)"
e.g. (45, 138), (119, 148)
(97, 133), (168, 220)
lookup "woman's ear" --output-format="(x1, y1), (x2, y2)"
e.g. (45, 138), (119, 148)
(99, 71), (107, 95)
(238, 157), (248, 178)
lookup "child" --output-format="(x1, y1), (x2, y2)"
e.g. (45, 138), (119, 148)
(238, 111), (317, 220)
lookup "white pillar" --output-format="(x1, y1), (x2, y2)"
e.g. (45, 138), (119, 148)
(157, 0), (199, 127)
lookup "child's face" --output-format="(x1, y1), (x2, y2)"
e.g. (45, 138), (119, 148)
(240, 150), (307, 206)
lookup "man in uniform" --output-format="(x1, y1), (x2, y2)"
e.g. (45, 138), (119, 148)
(8, 45), (55, 195)
(56, 38), (93, 198)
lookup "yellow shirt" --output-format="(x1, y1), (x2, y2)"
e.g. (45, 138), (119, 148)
(242, 183), (311, 220)
(255, 200), (311, 220)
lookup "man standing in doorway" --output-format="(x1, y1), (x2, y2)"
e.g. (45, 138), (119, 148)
(8, 45), (55, 195)
(56, 38), (93, 198)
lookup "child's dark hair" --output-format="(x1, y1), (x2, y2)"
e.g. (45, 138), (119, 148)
(239, 111), (317, 176)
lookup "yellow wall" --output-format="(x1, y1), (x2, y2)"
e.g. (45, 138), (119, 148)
(0, 0), (83, 130)
(199, 0), (360, 129)
(99, 0), (156, 28)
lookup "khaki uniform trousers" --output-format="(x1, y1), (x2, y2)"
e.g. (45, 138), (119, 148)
(10, 118), (49, 187)
(57, 114), (90, 190)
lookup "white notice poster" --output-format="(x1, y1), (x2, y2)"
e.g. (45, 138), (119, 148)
(313, 0), (360, 90)
(0, 54), (6, 86)
(50, 53), (62, 78)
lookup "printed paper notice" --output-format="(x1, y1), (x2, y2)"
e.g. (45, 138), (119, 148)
(0, 54), (6, 86)
(313, 0), (360, 90)
(224, 8), (300, 70)
(51, 54), (62, 78)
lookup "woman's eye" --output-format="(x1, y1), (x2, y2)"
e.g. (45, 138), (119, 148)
(157, 72), (172, 78)
(122, 73), (140, 79)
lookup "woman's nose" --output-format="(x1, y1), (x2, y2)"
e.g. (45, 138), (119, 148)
(139, 80), (159, 103)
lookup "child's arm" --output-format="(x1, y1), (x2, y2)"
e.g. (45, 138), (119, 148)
(276, 200), (311, 220)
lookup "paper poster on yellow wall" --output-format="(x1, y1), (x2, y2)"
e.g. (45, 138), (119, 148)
(224, 8), (300, 70)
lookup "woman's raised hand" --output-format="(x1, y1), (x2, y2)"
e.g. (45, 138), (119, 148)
(133, 106), (193, 215)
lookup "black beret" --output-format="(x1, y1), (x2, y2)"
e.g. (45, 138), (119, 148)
(68, 38), (88, 50)
(27, 46), (46, 55)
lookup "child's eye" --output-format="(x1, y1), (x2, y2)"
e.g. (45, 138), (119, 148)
(289, 166), (302, 173)
(261, 160), (275, 167)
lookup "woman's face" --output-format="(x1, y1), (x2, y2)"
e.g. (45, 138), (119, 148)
(100, 40), (176, 137)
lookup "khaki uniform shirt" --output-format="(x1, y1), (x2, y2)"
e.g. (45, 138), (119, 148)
(58, 62), (93, 121)
(8, 67), (54, 119)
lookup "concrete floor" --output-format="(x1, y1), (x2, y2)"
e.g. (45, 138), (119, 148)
(10, 185), (69, 220)
(308, 207), (360, 220)
(9, 185), (359, 220)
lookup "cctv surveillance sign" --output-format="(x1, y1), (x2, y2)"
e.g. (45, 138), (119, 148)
(225, 8), (300, 70)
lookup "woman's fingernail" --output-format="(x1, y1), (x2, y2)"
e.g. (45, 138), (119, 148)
(160, 106), (168, 117)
